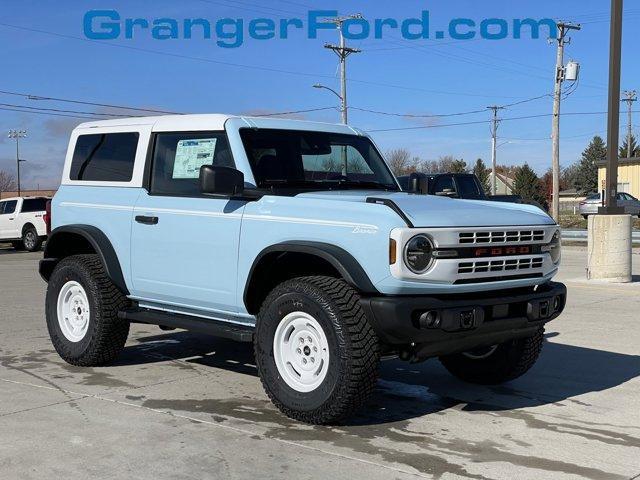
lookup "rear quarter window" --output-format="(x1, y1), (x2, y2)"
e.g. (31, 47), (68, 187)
(70, 132), (139, 182)
(21, 198), (48, 213)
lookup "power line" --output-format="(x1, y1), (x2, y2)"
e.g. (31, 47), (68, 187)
(367, 110), (640, 133)
(351, 106), (487, 118)
(0, 88), (179, 114)
(250, 107), (336, 116)
(0, 106), (99, 119)
(0, 102), (131, 117)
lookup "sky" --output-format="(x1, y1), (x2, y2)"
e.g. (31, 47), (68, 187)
(1, 0), (639, 190)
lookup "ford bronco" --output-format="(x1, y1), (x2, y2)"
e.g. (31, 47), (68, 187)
(40, 114), (565, 424)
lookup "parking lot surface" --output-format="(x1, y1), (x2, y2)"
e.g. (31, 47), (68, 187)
(1, 245), (639, 480)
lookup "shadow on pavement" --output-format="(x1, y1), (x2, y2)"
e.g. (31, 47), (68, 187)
(116, 329), (640, 425)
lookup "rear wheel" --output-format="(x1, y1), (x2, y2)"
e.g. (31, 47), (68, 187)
(439, 328), (545, 385)
(254, 276), (379, 424)
(46, 254), (130, 366)
(22, 227), (42, 252)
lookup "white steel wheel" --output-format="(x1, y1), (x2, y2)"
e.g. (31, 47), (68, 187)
(273, 311), (330, 393)
(57, 281), (91, 343)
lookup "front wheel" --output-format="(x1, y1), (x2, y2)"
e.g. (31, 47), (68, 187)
(46, 254), (130, 366)
(439, 328), (545, 385)
(254, 276), (379, 424)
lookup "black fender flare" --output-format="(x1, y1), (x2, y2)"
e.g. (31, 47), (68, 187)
(39, 225), (129, 294)
(243, 241), (378, 308)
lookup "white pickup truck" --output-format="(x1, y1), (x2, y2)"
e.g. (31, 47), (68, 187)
(0, 197), (49, 251)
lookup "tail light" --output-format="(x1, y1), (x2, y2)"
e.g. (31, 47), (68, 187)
(44, 200), (52, 235)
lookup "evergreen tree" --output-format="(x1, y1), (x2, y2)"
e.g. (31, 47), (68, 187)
(574, 136), (606, 194)
(513, 163), (547, 209)
(449, 159), (468, 173)
(619, 134), (639, 158)
(472, 158), (491, 194)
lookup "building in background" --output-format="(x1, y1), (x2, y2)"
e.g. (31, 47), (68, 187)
(598, 157), (640, 197)
(0, 189), (57, 199)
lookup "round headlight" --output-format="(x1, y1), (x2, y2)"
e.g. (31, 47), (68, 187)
(404, 235), (435, 273)
(550, 230), (561, 264)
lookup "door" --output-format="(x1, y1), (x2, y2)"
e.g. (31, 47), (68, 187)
(0, 200), (19, 239)
(130, 131), (244, 315)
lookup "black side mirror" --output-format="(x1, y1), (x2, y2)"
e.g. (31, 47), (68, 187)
(408, 173), (428, 194)
(200, 165), (244, 196)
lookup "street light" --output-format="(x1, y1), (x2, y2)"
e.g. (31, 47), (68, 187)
(313, 84), (343, 121)
(7, 130), (27, 196)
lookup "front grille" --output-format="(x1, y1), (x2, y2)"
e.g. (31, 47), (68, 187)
(458, 257), (544, 274)
(459, 229), (545, 244)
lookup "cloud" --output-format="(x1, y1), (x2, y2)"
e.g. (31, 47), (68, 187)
(42, 117), (83, 137)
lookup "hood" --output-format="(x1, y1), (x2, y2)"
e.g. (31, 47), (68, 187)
(295, 191), (555, 228)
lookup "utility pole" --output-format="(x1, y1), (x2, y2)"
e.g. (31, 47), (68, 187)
(601, 0), (624, 214)
(324, 14), (362, 125)
(487, 106), (504, 196)
(7, 130), (27, 196)
(550, 21), (581, 222)
(622, 90), (637, 158)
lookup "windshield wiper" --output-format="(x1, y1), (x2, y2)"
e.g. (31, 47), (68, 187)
(334, 180), (398, 191)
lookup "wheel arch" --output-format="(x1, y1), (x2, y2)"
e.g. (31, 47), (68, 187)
(243, 241), (378, 315)
(21, 222), (36, 235)
(39, 225), (129, 294)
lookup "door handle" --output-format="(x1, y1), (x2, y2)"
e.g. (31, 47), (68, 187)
(135, 215), (159, 225)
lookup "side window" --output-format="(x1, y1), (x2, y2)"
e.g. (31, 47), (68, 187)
(21, 198), (47, 213)
(433, 176), (456, 196)
(70, 132), (139, 182)
(1, 200), (17, 215)
(150, 132), (233, 196)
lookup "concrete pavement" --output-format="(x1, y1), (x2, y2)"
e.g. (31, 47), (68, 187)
(0, 246), (639, 479)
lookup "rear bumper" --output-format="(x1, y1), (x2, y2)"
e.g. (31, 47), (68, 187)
(360, 281), (566, 360)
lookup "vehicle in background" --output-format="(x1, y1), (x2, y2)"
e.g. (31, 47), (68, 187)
(578, 192), (640, 218)
(397, 173), (486, 199)
(397, 173), (546, 209)
(0, 197), (49, 251)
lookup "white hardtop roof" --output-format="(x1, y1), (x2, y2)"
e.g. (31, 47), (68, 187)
(73, 114), (365, 135)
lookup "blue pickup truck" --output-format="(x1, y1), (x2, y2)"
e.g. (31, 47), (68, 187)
(40, 114), (565, 424)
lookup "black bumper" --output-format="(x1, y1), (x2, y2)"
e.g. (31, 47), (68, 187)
(360, 281), (566, 360)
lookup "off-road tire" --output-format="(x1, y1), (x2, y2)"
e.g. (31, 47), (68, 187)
(46, 254), (130, 366)
(22, 227), (42, 252)
(439, 328), (545, 385)
(254, 276), (379, 424)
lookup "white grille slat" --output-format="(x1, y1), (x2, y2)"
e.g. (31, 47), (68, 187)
(458, 257), (544, 274)
(459, 229), (545, 244)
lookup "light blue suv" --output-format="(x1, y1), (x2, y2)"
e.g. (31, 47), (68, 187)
(40, 114), (566, 424)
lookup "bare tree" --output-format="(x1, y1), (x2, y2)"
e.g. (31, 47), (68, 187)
(386, 148), (414, 176)
(0, 170), (17, 194)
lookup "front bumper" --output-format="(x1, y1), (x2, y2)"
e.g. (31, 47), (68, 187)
(360, 281), (566, 361)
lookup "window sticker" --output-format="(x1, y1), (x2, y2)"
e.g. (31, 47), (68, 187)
(172, 138), (218, 179)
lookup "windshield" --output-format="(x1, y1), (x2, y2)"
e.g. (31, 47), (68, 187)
(240, 128), (398, 191)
